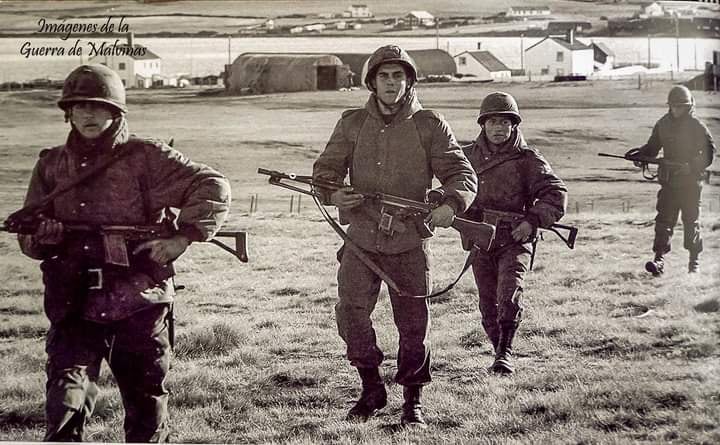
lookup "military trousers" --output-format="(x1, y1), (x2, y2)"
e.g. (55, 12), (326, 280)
(471, 238), (530, 346)
(335, 244), (432, 386)
(44, 303), (171, 443)
(653, 184), (703, 256)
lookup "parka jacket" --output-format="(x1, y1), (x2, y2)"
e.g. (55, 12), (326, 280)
(19, 118), (231, 322)
(313, 90), (477, 254)
(462, 128), (567, 230)
(636, 110), (716, 187)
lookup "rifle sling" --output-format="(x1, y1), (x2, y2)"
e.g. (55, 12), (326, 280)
(22, 143), (136, 215)
(473, 151), (524, 176)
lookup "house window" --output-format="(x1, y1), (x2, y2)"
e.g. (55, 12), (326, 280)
(556, 52), (564, 62)
(459, 57), (466, 66)
(121, 79), (126, 86)
(541, 68), (549, 75)
(118, 62), (126, 70)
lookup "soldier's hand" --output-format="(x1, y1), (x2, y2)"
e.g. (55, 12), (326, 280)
(426, 204), (455, 228)
(34, 217), (64, 245)
(512, 221), (535, 243)
(133, 235), (189, 264)
(330, 187), (364, 210)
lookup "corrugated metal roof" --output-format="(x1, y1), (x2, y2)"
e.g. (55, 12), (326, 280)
(407, 10), (434, 19)
(464, 51), (510, 72)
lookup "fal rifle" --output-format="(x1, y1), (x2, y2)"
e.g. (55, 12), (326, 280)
(258, 168), (495, 252)
(598, 152), (687, 181)
(2, 209), (248, 265)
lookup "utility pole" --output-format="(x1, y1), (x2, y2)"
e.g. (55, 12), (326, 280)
(675, 13), (680, 72)
(227, 35), (232, 65)
(435, 19), (440, 50)
(647, 32), (651, 68)
(520, 33), (525, 71)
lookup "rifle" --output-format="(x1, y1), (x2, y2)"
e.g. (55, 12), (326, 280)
(480, 208), (578, 270)
(598, 152), (687, 181)
(257, 168), (495, 252)
(2, 211), (248, 265)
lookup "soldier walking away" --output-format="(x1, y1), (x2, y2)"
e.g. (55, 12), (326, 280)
(625, 85), (716, 276)
(313, 45), (477, 428)
(461, 92), (567, 375)
(17, 64), (231, 442)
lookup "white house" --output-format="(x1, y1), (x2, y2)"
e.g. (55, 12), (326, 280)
(454, 51), (511, 81)
(506, 6), (551, 17)
(524, 30), (594, 78)
(343, 4), (372, 18)
(88, 34), (161, 88)
(405, 11), (435, 27)
(642, 1), (707, 17)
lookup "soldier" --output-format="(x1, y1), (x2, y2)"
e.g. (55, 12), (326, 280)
(313, 45), (477, 428)
(17, 64), (231, 442)
(626, 85), (716, 276)
(461, 92), (567, 375)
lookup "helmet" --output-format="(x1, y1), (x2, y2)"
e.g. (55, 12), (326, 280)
(363, 45), (418, 91)
(477, 92), (522, 125)
(667, 85), (693, 105)
(58, 64), (127, 114)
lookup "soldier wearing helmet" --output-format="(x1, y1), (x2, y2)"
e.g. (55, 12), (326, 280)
(625, 85), (716, 275)
(461, 91), (567, 375)
(313, 45), (477, 428)
(17, 64), (231, 442)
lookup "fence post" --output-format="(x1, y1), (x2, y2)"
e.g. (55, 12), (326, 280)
(249, 195), (255, 214)
(575, 201), (580, 214)
(297, 194), (302, 214)
(290, 195), (294, 213)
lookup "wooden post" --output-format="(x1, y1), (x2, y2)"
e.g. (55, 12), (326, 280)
(290, 195), (294, 213)
(250, 195), (255, 214)
(297, 194), (302, 213)
(575, 201), (580, 214)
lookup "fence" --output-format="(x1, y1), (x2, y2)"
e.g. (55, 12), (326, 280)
(242, 193), (720, 215)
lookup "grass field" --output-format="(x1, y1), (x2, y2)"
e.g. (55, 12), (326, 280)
(0, 79), (719, 443)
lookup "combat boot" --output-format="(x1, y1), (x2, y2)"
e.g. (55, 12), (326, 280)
(490, 322), (518, 375)
(688, 253), (700, 273)
(645, 254), (664, 277)
(346, 367), (387, 422)
(400, 385), (427, 429)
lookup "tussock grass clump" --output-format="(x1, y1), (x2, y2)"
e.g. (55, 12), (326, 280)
(174, 322), (247, 359)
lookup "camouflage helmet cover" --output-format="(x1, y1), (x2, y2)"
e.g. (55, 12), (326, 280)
(363, 45), (418, 90)
(477, 91), (522, 125)
(58, 64), (127, 113)
(667, 85), (693, 105)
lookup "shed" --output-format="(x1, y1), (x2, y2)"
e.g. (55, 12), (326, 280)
(454, 51), (511, 81)
(227, 53), (350, 94)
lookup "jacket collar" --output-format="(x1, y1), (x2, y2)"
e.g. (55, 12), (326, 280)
(365, 88), (422, 123)
(65, 116), (129, 157)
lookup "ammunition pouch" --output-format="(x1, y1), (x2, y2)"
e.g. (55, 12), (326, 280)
(461, 208), (534, 251)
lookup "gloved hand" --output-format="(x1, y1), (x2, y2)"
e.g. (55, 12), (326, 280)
(330, 187), (364, 210)
(624, 148), (644, 167)
(133, 235), (189, 265)
(425, 204), (455, 228)
(512, 220), (535, 243)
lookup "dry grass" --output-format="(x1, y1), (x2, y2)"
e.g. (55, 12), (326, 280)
(0, 79), (719, 443)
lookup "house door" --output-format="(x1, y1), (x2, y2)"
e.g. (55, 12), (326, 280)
(317, 65), (336, 90)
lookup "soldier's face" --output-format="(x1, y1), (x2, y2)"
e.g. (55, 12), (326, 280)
(373, 63), (408, 106)
(70, 102), (114, 140)
(670, 104), (691, 118)
(483, 116), (514, 145)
